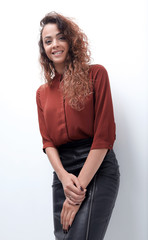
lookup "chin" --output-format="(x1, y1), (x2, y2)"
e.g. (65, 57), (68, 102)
(54, 60), (66, 64)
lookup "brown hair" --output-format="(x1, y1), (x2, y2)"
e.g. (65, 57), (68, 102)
(39, 12), (93, 111)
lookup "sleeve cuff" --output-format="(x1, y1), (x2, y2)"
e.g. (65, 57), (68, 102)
(90, 141), (114, 150)
(42, 142), (56, 154)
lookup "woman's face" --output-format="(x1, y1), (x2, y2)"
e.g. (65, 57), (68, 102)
(42, 23), (69, 73)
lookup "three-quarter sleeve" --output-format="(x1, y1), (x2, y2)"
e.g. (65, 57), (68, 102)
(36, 87), (55, 153)
(90, 66), (116, 150)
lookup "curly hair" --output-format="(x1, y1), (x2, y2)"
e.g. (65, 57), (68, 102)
(39, 12), (93, 111)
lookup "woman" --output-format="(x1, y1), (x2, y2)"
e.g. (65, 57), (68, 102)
(36, 11), (120, 240)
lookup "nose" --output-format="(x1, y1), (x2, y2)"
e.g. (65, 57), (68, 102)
(52, 38), (59, 48)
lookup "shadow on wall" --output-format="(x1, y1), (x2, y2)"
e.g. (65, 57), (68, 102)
(106, 97), (146, 240)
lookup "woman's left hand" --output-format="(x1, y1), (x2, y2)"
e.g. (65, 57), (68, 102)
(61, 199), (81, 232)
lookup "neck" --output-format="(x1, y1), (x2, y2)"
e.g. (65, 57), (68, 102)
(54, 63), (65, 74)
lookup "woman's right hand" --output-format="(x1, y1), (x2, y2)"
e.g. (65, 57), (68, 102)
(59, 172), (86, 205)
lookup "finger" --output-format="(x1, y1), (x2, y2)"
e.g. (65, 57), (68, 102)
(70, 175), (87, 194)
(64, 211), (71, 231)
(70, 195), (85, 204)
(71, 175), (81, 188)
(65, 192), (84, 201)
(62, 208), (68, 231)
(65, 192), (86, 203)
(63, 208), (70, 231)
(66, 192), (86, 202)
(66, 174), (85, 192)
(72, 177), (87, 193)
(66, 196), (82, 206)
(61, 205), (64, 226)
(66, 197), (76, 205)
(67, 184), (86, 196)
(69, 210), (76, 227)
(65, 188), (86, 198)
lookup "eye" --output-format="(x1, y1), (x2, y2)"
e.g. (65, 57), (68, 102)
(45, 40), (51, 45)
(59, 36), (66, 41)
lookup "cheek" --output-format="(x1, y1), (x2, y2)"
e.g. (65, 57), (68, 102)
(66, 43), (69, 52)
(62, 41), (69, 52)
(44, 46), (52, 58)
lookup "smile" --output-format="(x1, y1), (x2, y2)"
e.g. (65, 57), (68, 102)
(52, 51), (64, 55)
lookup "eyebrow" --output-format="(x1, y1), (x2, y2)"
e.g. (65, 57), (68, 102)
(44, 32), (63, 39)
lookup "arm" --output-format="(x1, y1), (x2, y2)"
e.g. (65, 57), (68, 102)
(78, 148), (108, 188)
(36, 87), (85, 204)
(61, 65), (116, 231)
(78, 66), (114, 187)
(61, 148), (108, 232)
(45, 146), (66, 180)
(45, 146), (86, 205)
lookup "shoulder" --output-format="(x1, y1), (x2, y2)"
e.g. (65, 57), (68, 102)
(89, 64), (109, 85)
(36, 83), (48, 98)
(36, 83), (49, 108)
(89, 64), (108, 75)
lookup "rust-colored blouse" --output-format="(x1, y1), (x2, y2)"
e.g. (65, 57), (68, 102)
(36, 64), (116, 153)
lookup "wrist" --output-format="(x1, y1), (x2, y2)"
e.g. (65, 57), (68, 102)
(56, 167), (68, 182)
(77, 176), (87, 190)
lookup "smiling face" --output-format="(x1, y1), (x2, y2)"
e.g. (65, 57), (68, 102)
(42, 23), (69, 74)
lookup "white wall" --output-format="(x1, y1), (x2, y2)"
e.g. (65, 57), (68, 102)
(0, 0), (147, 239)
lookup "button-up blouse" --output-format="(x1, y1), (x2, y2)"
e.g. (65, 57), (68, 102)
(36, 64), (116, 153)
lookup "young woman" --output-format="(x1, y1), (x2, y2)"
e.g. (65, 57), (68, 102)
(36, 11), (120, 240)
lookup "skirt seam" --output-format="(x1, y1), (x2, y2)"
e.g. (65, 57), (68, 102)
(85, 174), (97, 240)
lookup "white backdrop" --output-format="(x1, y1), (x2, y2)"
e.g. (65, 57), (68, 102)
(0, 0), (147, 239)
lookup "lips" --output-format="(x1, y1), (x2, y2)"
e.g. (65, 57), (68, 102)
(52, 50), (64, 55)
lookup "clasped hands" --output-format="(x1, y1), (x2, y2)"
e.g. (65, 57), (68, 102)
(60, 172), (86, 233)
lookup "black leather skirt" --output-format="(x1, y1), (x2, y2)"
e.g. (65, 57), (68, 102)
(52, 138), (120, 240)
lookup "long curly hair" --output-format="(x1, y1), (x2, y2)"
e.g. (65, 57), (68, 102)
(39, 12), (93, 111)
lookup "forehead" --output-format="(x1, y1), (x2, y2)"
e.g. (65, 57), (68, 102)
(42, 23), (60, 38)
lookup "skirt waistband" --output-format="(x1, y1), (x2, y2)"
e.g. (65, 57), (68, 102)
(57, 137), (93, 151)
(57, 138), (92, 172)
(56, 137), (119, 177)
